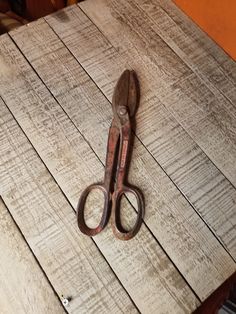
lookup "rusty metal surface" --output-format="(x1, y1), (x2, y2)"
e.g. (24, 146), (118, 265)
(77, 70), (144, 240)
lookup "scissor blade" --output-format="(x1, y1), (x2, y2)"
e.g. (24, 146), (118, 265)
(112, 70), (139, 117)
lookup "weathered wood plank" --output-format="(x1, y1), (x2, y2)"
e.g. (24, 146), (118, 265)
(44, 5), (236, 258)
(5, 19), (236, 303)
(136, 0), (236, 104)
(0, 198), (66, 314)
(0, 99), (138, 314)
(77, 0), (236, 189)
(0, 38), (199, 314)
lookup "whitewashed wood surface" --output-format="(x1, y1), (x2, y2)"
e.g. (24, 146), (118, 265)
(0, 98), (139, 314)
(45, 3), (236, 259)
(0, 199), (65, 314)
(0, 34), (199, 314)
(0, 1), (236, 313)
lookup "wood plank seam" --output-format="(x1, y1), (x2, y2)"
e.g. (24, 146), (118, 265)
(0, 197), (68, 314)
(131, 0), (236, 109)
(0, 96), (198, 313)
(0, 94), (140, 314)
(0, 196), (68, 314)
(2, 18), (235, 302)
(74, 1), (234, 191)
(42, 4), (236, 258)
(48, 19), (236, 262)
(128, 1), (236, 181)
(147, 0), (236, 98)
(0, 98), (141, 314)
(0, 32), (202, 310)
(7, 19), (234, 271)
(0, 54), (200, 308)
(39, 17), (236, 262)
(162, 6), (236, 85)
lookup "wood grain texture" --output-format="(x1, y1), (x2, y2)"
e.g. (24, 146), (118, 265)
(5, 19), (236, 302)
(0, 199), (65, 314)
(138, 0), (236, 104)
(44, 4), (236, 258)
(0, 99), (137, 314)
(77, 0), (236, 189)
(0, 37), (200, 314)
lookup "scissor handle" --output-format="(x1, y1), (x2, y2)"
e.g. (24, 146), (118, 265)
(111, 185), (144, 240)
(77, 183), (111, 237)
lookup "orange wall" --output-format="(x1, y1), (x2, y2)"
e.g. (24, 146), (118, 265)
(173, 0), (236, 60)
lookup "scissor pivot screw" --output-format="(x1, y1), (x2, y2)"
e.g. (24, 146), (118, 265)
(118, 106), (127, 116)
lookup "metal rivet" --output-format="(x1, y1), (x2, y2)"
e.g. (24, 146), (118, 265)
(62, 298), (69, 306)
(119, 106), (127, 116)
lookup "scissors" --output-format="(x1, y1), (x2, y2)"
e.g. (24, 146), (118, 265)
(77, 70), (144, 240)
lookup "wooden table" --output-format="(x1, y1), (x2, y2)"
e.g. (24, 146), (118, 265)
(0, 1), (236, 313)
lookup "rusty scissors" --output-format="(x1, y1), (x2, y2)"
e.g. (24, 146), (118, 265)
(77, 70), (144, 240)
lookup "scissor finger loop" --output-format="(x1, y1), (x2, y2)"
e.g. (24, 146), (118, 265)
(111, 186), (144, 241)
(77, 183), (111, 237)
